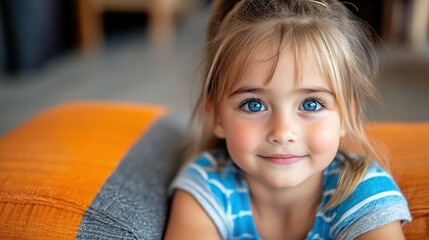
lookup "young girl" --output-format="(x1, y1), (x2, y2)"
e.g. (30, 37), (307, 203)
(165, 0), (411, 239)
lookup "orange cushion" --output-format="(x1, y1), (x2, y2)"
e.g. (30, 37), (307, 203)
(0, 102), (166, 239)
(365, 123), (429, 239)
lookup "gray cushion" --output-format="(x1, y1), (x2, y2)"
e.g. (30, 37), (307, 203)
(76, 113), (188, 239)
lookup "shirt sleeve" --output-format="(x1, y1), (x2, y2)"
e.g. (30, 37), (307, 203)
(168, 153), (230, 239)
(333, 163), (412, 239)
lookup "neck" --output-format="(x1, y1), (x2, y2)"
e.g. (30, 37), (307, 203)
(246, 172), (323, 213)
(245, 172), (323, 239)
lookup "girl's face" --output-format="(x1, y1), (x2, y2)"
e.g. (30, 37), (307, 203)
(212, 46), (345, 189)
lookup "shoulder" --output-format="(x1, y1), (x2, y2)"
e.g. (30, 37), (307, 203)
(340, 160), (407, 211)
(330, 159), (411, 239)
(168, 151), (246, 239)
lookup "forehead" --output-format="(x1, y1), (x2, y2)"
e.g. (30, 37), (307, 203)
(234, 41), (330, 90)
(214, 22), (344, 102)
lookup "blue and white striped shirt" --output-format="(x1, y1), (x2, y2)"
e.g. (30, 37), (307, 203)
(169, 152), (411, 239)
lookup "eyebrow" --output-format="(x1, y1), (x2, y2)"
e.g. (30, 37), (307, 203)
(229, 86), (335, 97)
(229, 87), (266, 97)
(295, 87), (335, 96)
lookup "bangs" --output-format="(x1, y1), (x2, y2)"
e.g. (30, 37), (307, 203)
(208, 23), (282, 106)
(209, 19), (348, 105)
(286, 20), (354, 103)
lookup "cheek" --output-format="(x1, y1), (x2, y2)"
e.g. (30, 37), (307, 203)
(223, 120), (261, 157)
(306, 118), (342, 157)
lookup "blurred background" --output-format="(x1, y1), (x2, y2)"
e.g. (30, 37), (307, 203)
(0, 0), (428, 136)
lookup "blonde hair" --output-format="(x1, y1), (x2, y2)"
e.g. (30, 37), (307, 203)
(189, 0), (384, 211)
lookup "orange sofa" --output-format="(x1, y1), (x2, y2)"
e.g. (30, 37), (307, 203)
(0, 102), (428, 239)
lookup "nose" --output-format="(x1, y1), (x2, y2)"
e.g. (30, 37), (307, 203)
(267, 113), (297, 145)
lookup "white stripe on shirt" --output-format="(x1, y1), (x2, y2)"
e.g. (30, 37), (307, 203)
(189, 163), (209, 180)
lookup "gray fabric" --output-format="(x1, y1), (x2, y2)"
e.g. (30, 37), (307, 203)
(76, 113), (189, 240)
(337, 203), (411, 240)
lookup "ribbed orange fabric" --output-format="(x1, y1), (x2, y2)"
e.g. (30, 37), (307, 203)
(0, 102), (166, 239)
(365, 123), (429, 239)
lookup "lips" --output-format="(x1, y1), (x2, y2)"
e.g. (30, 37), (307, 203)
(258, 154), (306, 165)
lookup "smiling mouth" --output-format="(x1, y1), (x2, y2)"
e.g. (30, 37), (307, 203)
(258, 154), (306, 165)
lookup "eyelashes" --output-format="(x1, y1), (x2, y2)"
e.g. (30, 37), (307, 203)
(237, 96), (328, 114)
(239, 98), (267, 113)
(299, 97), (327, 112)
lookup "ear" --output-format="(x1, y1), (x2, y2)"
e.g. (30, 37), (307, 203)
(340, 99), (358, 137)
(213, 119), (226, 139)
(205, 101), (226, 139)
(339, 112), (349, 138)
(340, 123), (347, 137)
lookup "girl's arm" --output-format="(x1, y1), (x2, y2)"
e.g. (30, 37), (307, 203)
(355, 221), (405, 240)
(164, 190), (221, 240)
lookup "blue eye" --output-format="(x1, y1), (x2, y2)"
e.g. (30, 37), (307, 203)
(300, 99), (322, 111)
(241, 99), (267, 112)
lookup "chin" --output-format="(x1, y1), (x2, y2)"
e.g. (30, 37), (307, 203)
(262, 175), (308, 189)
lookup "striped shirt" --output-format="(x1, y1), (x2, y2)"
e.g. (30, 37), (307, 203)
(169, 152), (411, 239)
